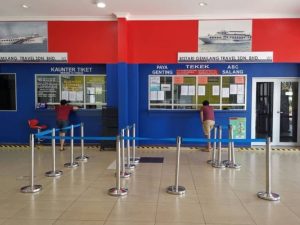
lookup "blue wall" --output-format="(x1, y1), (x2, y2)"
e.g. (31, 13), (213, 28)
(0, 62), (299, 145)
(0, 63), (117, 144)
(132, 63), (300, 146)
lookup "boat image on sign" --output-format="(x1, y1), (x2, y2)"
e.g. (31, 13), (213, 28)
(199, 30), (251, 44)
(0, 34), (45, 45)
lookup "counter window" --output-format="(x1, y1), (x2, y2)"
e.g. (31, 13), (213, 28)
(35, 74), (106, 109)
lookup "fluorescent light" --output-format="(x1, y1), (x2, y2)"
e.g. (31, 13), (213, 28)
(96, 2), (106, 8)
(199, 2), (207, 6)
(22, 4), (29, 8)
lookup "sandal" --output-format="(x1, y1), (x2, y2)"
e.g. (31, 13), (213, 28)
(60, 148), (65, 151)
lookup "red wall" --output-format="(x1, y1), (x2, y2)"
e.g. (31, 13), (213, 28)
(253, 19), (300, 62)
(127, 20), (198, 63)
(47, 19), (300, 64)
(48, 21), (118, 63)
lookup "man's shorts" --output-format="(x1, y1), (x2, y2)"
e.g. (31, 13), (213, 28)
(56, 120), (69, 133)
(202, 120), (215, 137)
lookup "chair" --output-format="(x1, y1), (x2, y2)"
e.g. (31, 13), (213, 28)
(28, 119), (47, 144)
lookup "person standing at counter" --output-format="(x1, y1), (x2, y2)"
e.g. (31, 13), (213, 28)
(55, 99), (79, 151)
(200, 100), (215, 152)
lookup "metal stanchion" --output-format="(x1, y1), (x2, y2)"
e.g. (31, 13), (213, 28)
(108, 136), (128, 196)
(20, 134), (42, 193)
(130, 123), (140, 164)
(225, 125), (241, 169)
(257, 137), (280, 201)
(167, 136), (186, 195)
(207, 126), (217, 165)
(125, 126), (135, 169)
(45, 128), (63, 177)
(75, 123), (89, 161)
(213, 125), (225, 168)
(64, 125), (79, 168)
(120, 129), (131, 178)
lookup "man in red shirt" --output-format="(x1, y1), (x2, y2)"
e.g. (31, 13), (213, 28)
(55, 99), (78, 151)
(200, 100), (215, 152)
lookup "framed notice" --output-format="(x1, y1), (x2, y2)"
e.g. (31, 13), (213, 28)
(35, 74), (106, 109)
(36, 75), (60, 104)
(229, 117), (246, 139)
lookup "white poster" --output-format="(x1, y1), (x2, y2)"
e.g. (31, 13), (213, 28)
(188, 85), (196, 96)
(230, 84), (237, 94)
(95, 87), (102, 94)
(212, 85), (220, 96)
(150, 76), (160, 84)
(181, 85), (188, 96)
(62, 91), (69, 100)
(89, 95), (95, 103)
(76, 91), (83, 101)
(222, 88), (230, 98)
(157, 91), (165, 101)
(237, 94), (244, 103)
(161, 84), (171, 91)
(237, 85), (245, 94)
(150, 91), (157, 101)
(198, 86), (206, 96)
(69, 91), (76, 101)
(87, 87), (95, 95)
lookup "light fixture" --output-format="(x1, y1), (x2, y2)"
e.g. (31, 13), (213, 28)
(199, 2), (207, 6)
(96, 1), (106, 8)
(22, 4), (29, 8)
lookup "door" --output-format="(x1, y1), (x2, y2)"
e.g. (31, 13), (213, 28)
(252, 78), (300, 146)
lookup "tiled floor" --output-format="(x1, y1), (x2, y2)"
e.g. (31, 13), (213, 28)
(1, 146), (300, 225)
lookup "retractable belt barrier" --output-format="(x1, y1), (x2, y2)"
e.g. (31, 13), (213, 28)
(23, 123), (279, 202)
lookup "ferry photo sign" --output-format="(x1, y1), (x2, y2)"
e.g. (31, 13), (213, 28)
(178, 52), (273, 63)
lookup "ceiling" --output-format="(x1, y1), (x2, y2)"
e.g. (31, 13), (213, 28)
(1, 0), (300, 21)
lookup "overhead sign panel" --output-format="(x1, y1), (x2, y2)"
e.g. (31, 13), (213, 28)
(178, 52), (273, 63)
(0, 52), (68, 63)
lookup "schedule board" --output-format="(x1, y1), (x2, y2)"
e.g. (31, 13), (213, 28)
(149, 74), (247, 110)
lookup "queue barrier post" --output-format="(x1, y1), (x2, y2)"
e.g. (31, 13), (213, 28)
(120, 129), (131, 178)
(213, 125), (225, 169)
(131, 123), (140, 164)
(207, 126), (217, 165)
(108, 135), (128, 196)
(45, 128), (63, 177)
(64, 125), (79, 168)
(75, 123), (89, 162)
(20, 134), (42, 193)
(224, 125), (241, 169)
(167, 136), (186, 195)
(257, 137), (280, 201)
(125, 126), (135, 169)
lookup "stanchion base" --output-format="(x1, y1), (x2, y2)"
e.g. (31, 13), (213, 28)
(130, 157), (140, 164)
(20, 185), (42, 193)
(167, 185), (186, 195)
(257, 191), (280, 201)
(45, 170), (63, 177)
(226, 163), (241, 169)
(120, 171), (131, 178)
(75, 155), (89, 162)
(222, 160), (229, 164)
(108, 187), (128, 196)
(125, 164), (136, 169)
(207, 159), (216, 164)
(212, 162), (225, 168)
(64, 162), (79, 168)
